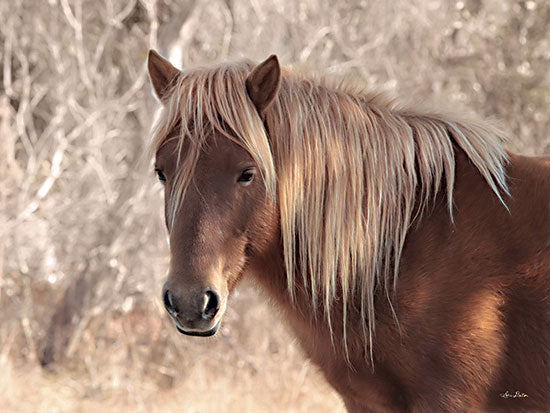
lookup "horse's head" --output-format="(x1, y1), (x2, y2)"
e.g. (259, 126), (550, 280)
(147, 50), (280, 336)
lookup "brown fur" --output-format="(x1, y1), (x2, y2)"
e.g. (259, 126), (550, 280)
(148, 50), (550, 412)
(247, 151), (550, 412)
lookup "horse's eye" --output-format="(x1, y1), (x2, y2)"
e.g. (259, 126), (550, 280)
(237, 168), (255, 185)
(154, 167), (166, 183)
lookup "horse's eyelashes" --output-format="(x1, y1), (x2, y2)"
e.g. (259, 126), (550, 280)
(237, 168), (255, 185)
(154, 167), (166, 183)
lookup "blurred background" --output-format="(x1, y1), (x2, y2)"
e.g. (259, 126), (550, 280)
(1, 0), (549, 411)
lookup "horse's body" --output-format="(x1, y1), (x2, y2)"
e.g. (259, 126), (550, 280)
(251, 149), (550, 412)
(147, 50), (550, 411)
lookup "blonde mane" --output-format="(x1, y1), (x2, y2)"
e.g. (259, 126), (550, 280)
(151, 60), (509, 358)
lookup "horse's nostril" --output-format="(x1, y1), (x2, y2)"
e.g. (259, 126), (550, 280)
(163, 288), (178, 317)
(202, 290), (220, 320)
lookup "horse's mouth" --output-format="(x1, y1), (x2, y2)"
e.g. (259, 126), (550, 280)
(175, 322), (219, 337)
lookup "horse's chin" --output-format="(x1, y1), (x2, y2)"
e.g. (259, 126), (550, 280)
(175, 322), (219, 337)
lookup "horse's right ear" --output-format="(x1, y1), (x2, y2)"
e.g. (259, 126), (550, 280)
(246, 54), (281, 116)
(147, 50), (181, 102)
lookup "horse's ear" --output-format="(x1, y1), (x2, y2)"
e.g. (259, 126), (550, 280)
(147, 49), (181, 102)
(246, 54), (281, 116)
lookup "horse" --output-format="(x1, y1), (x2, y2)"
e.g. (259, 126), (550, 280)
(146, 49), (550, 412)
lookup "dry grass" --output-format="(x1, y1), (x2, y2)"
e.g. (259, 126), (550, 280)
(0, 283), (344, 412)
(1, 0), (548, 411)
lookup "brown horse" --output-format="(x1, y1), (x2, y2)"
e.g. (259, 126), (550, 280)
(146, 49), (550, 412)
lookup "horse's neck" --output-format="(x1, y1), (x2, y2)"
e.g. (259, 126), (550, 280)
(248, 147), (550, 347)
(247, 227), (338, 342)
(403, 148), (550, 282)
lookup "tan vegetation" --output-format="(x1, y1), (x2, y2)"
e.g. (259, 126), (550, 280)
(1, 0), (548, 411)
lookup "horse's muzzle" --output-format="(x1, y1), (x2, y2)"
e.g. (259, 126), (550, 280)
(162, 281), (224, 336)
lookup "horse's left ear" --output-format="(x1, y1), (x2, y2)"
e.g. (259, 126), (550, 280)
(147, 49), (181, 102)
(246, 54), (281, 116)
